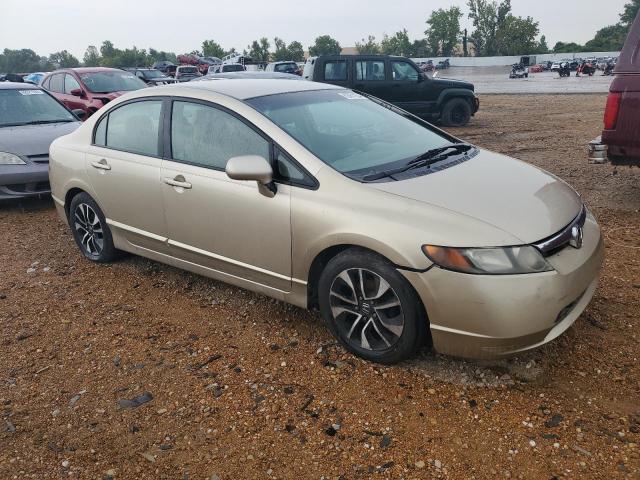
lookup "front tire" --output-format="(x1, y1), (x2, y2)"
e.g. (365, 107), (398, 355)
(440, 98), (472, 127)
(68, 192), (117, 263)
(318, 249), (428, 364)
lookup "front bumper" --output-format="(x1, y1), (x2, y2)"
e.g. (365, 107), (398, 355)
(0, 162), (50, 200)
(402, 214), (604, 359)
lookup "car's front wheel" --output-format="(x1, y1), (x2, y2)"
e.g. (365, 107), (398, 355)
(318, 249), (428, 364)
(68, 192), (117, 263)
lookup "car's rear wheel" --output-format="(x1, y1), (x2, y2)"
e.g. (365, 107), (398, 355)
(68, 192), (117, 263)
(318, 249), (428, 364)
(440, 98), (472, 127)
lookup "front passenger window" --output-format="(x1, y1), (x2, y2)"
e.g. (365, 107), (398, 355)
(391, 61), (419, 81)
(171, 101), (269, 169)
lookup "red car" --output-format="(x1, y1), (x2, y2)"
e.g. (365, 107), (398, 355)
(41, 67), (147, 119)
(599, 12), (640, 165)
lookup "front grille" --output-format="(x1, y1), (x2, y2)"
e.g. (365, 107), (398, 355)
(533, 206), (587, 256)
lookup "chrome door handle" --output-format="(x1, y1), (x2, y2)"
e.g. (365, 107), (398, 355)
(163, 176), (192, 189)
(91, 159), (111, 170)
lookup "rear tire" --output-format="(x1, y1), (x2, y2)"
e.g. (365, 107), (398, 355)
(68, 192), (117, 263)
(440, 98), (472, 127)
(318, 248), (428, 364)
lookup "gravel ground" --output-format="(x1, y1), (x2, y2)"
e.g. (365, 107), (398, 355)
(1, 94), (639, 480)
(431, 67), (614, 94)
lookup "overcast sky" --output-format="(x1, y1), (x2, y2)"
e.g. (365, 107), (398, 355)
(0, 0), (626, 58)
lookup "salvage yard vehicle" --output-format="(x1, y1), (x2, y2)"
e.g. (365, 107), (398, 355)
(208, 64), (247, 74)
(302, 55), (479, 126)
(124, 68), (176, 85)
(49, 79), (603, 363)
(265, 61), (300, 75)
(592, 11), (640, 165)
(509, 63), (529, 79)
(174, 65), (202, 82)
(195, 71), (302, 81)
(42, 67), (147, 119)
(0, 82), (81, 199)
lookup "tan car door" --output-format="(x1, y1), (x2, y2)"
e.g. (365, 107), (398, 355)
(161, 100), (292, 292)
(86, 99), (169, 253)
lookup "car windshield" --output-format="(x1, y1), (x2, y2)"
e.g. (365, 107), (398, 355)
(0, 89), (75, 127)
(247, 89), (452, 176)
(143, 70), (164, 79)
(79, 71), (146, 93)
(178, 67), (198, 74)
(224, 65), (245, 72)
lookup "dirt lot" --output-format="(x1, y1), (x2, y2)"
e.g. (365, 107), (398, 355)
(1, 94), (639, 480)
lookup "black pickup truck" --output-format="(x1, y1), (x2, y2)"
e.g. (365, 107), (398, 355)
(302, 55), (479, 126)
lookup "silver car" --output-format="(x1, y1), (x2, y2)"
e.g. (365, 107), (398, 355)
(0, 82), (81, 199)
(49, 80), (603, 363)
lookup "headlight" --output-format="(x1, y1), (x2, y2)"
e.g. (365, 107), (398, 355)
(422, 245), (553, 275)
(0, 152), (26, 165)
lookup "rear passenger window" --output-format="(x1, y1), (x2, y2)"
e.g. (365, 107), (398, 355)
(324, 61), (347, 80)
(94, 115), (107, 146)
(171, 101), (269, 170)
(356, 61), (386, 81)
(103, 100), (162, 156)
(49, 74), (64, 93)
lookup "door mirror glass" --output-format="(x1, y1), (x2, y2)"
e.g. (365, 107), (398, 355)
(226, 155), (273, 184)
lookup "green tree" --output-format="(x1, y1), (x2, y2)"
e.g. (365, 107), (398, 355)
(425, 7), (463, 56)
(410, 39), (431, 57)
(380, 30), (412, 56)
(620, 0), (640, 25)
(99, 40), (117, 59)
(148, 49), (177, 64)
(83, 46), (101, 67)
(247, 37), (270, 62)
(356, 35), (381, 54)
(467, 0), (511, 56)
(308, 35), (341, 56)
(0, 48), (48, 73)
(287, 41), (305, 62)
(202, 40), (225, 59)
(584, 24), (628, 51)
(49, 50), (80, 68)
(536, 35), (549, 54)
(495, 15), (539, 55)
(553, 41), (584, 53)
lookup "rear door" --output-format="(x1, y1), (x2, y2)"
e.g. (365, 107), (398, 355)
(352, 58), (393, 102)
(86, 98), (169, 253)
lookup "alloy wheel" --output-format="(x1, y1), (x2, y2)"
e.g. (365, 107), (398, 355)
(73, 203), (104, 256)
(329, 268), (404, 351)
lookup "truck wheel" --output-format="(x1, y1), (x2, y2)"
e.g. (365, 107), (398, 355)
(440, 98), (472, 127)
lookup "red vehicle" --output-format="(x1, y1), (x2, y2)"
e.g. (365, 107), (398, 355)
(598, 12), (640, 165)
(41, 67), (146, 119)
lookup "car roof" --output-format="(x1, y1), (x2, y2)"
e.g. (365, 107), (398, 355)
(159, 78), (343, 100)
(0, 81), (40, 90)
(196, 72), (302, 81)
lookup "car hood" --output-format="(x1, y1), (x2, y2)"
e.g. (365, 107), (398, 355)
(368, 149), (582, 244)
(431, 77), (474, 92)
(0, 122), (80, 157)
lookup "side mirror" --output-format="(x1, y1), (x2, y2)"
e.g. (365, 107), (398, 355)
(70, 88), (84, 97)
(71, 109), (86, 120)
(225, 155), (276, 194)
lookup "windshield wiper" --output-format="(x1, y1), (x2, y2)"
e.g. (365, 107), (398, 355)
(362, 143), (474, 182)
(0, 119), (73, 127)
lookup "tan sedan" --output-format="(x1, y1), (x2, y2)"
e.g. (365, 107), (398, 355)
(49, 79), (603, 363)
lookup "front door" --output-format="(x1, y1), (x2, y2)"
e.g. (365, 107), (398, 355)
(86, 99), (168, 253)
(161, 100), (292, 291)
(389, 59), (432, 116)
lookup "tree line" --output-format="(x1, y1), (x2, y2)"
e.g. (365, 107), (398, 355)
(1, 0), (637, 73)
